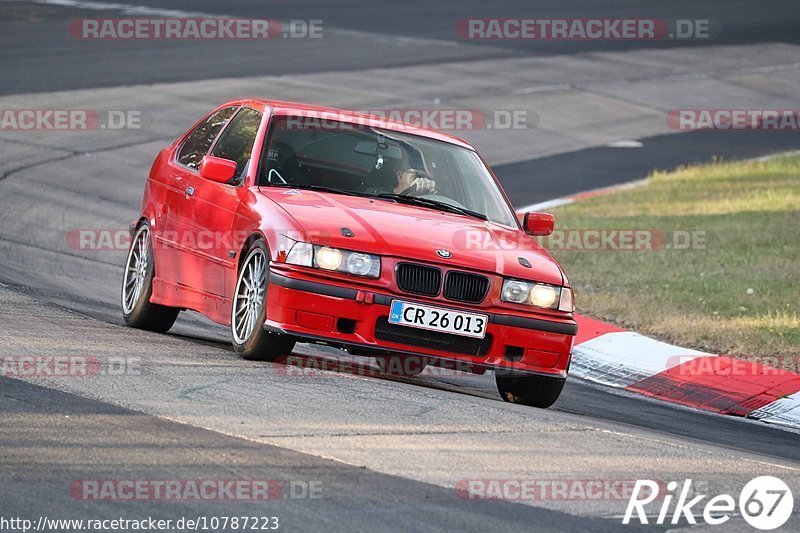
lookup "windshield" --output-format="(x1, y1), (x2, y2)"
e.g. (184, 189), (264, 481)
(259, 115), (517, 226)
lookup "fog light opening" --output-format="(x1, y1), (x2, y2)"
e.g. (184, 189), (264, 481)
(504, 345), (524, 362)
(336, 318), (357, 334)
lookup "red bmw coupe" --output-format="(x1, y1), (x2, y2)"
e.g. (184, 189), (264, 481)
(121, 99), (577, 407)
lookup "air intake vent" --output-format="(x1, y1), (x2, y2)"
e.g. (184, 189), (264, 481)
(444, 271), (490, 303)
(396, 263), (442, 296)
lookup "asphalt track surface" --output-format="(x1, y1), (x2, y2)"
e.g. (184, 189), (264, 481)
(2, 0), (800, 95)
(1, 376), (627, 532)
(1, 1), (799, 531)
(496, 130), (800, 206)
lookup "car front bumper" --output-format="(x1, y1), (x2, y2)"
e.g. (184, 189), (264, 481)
(263, 269), (577, 378)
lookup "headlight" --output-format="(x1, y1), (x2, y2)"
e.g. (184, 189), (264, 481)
(530, 284), (558, 308)
(501, 278), (570, 311)
(286, 242), (380, 278)
(346, 252), (374, 276)
(501, 280), (531, 304)
(316, 247), (343, 270)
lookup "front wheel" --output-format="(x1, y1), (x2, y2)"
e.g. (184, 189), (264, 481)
(231, 242), (295, 361)
(496, 372), (565, 408)
(121, 223), (180, 332)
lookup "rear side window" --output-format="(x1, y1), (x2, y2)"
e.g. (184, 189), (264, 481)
(210, 107), (263, 184)
(177, 106), (238, 170)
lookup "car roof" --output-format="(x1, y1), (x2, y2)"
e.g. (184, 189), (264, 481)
(226, 98), (476, 150)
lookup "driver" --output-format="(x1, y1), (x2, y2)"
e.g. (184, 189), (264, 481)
(392, 167), (437, 195)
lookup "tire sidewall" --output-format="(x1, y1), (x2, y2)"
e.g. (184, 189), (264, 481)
(232, 242), (270, 353)
(496, 372), (565, 408)
(122, 223), (156, 322)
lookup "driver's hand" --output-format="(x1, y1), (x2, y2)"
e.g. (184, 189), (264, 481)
(395, 169), (436, 195)
(411, 176), (437, 194)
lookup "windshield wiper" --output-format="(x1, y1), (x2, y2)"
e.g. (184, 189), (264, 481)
(268, 183), (361, 197)
(376, 193), (488, 221)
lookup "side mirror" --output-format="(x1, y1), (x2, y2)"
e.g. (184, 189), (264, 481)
(523, 212), (555, 236)
(199, 155), (237, 183)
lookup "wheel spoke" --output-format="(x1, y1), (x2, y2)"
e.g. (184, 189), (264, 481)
(254, 256), (264, 281)
(247, 305), (257, 335)
(235, 313), (246, 338)
(240, 307), (252, 338)
(123, 228), (151, 315)
(232, 249), (269, 344)
(131, 281), (141, 308)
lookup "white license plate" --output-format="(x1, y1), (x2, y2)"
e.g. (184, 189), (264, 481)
(388, 300), (488, 339)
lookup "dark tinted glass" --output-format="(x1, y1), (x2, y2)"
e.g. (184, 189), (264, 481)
(177, 106), (238, 170)
(210, 107), (262, 183)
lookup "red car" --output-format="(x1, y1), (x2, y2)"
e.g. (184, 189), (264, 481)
(121, 99), (577, 408)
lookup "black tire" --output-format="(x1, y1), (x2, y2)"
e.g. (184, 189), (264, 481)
(495, 372), (565, 408)
(375, 355), (428, 376)
(231, 242), (295, 361)
(121, 223), (180, 333)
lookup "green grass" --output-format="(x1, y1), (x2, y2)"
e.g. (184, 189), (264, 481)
(547, 154), (800, 363)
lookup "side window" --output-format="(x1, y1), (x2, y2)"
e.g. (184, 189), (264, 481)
(209, 107), (263, 184)
(177, 106), (238, 170)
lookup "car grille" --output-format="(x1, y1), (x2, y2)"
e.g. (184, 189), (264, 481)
(443, 271), (489, 304)
(396, 263), (442, 296)
(374, 317), (493, 357)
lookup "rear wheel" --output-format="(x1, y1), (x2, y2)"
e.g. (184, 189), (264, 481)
(231, 242), (295, 361)
(496, 372), (565, 408)
(375, 355), (428, 376)
(121, 223), (180, 333)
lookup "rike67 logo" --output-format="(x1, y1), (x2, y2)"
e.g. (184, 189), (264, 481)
(624, 476), (794, 529)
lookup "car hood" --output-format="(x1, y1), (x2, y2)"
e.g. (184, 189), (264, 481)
(259, 188), (564, 285)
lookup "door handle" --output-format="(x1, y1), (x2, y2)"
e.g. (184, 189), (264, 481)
(185, 186), (195, 198)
